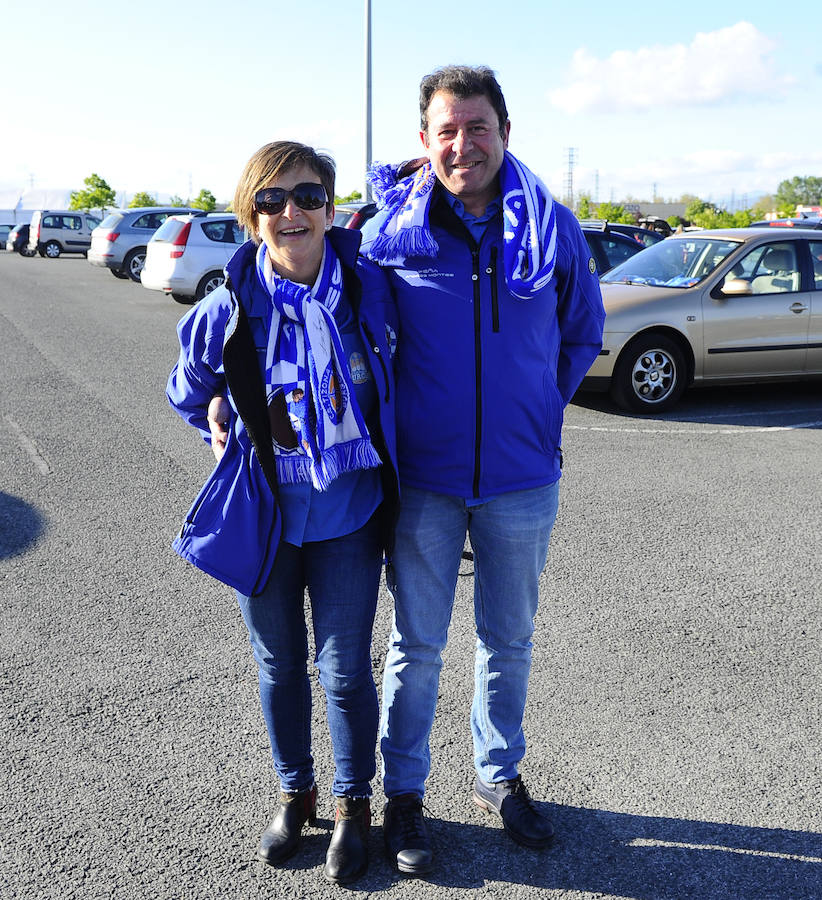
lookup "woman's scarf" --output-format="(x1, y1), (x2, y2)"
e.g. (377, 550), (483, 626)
(367, 150), (558, 299)
(256, 240), (381, 491)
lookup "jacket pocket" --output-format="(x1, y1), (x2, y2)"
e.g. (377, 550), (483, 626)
(541, 369), (563, 454)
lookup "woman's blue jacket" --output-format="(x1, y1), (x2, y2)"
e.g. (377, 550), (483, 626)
(166, 226), (399, 596)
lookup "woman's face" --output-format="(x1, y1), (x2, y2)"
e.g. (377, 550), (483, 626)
(256, 163), (334, 285)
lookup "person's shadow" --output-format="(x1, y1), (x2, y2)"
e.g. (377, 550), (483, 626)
(273, 803), (821, 897)
(0, 492), (47, 560)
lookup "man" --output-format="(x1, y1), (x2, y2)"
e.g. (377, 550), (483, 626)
(360, 65), (605, 875)
(207, 65), (604, 874)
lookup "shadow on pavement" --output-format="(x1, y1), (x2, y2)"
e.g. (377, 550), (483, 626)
(252, 803), (821, 897)
(0, 492), (47, 559)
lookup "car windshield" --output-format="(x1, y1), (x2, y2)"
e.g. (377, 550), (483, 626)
(601, 237), (741, 287)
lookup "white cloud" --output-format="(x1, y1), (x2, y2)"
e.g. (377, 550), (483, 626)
(550, 22), (793, 114)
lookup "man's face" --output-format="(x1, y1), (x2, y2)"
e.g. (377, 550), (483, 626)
(421, 90), (509, 217)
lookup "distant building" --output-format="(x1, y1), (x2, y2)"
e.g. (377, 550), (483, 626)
(635, 202), (688, 221)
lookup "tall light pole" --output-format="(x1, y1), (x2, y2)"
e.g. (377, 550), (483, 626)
(363, 0), (372, 200)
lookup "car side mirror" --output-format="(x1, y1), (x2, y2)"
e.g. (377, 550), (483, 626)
(721, 277), (752, 296)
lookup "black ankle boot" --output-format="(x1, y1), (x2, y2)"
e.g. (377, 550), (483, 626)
(323, 796), (371, 884)
(257, 784), (317, 865)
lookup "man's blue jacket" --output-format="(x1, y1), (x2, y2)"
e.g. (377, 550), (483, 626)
(361, 190), (604, 499)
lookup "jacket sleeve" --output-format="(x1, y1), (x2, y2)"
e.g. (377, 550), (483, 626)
(166, 291), (231, 444)
(553, 208), (606, 406)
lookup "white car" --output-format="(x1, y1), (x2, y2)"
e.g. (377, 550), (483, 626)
(140, 213), (246, 303)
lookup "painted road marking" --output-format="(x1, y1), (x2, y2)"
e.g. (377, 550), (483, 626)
(5, 416), (52, 476)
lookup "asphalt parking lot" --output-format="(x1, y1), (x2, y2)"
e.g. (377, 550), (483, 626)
(1, 252), (821, 899)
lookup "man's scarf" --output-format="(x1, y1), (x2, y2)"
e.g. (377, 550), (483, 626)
(256, 240), (381, 491)
(366, 151), (558, 298)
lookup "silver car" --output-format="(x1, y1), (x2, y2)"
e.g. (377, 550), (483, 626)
(582, 227), (822, 412)
(140, 213), (246, 302)
(88, 206), (196, 281)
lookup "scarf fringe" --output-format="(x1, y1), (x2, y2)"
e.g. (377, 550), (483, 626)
(276, 439), (382, 492)
(368, 227), (439, 263)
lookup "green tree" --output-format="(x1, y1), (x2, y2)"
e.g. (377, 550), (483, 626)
(191, 188), (217, 211)
(575, 193), (594, 219)
(129, 191), (157, 208)
(596, 201), (636, 224)
(169, 195), (186, 207)
(335, 190), (362, 204)
(70, 173), (117, 214)
(751, 195), (776, 221)
(684, 198), (712, 223)
(774, 176), (822, 216)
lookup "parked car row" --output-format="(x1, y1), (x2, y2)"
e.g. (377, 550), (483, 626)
(7, 204), (820, 415)
(88, 206), (197, 281)
(6, 205), (247, 303)
(4, 223), (34, 255)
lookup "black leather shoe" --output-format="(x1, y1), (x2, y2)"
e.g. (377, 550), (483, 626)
(323, 796), (371, 884)
(383, 794), (433, 875)
(472, 776), (554, 848)
(257, 784), (317, 865)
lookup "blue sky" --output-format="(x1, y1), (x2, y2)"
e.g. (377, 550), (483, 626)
(3, 0), (821, 209)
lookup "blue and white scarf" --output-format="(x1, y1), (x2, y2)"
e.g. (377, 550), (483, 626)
(367, 151), (558, 299)
(256, 240), (381, 491)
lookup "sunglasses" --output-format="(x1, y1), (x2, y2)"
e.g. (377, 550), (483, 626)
(253, 183), (327, 215)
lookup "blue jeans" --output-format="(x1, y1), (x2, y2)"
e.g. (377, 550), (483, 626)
(380, 483), (560, 797)
(236, 515), (382, 797)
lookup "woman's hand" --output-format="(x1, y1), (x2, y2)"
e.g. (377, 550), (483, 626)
(207, 395), (231, 461)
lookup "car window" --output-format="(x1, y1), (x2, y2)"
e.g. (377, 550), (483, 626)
(132, 213), (166, 229)
(810, 241), (822, 290)
(600, 237), (640, 270)
(65, 216), (82, 230)
(201, 220), (237, 243)
(231, 223), (245, 244)
(43, 215), (58, 228)
(86, 216), (100, 228)
(735, 242), (800, 295)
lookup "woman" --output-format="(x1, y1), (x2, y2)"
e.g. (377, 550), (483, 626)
(166, 142), (398, 884)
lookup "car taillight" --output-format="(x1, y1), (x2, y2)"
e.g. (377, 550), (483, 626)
(170, 222), (191, 258)
(34, 222), (40, 239)
(104, 232), (120, 242)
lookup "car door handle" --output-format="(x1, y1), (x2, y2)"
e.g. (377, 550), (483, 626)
(789, 302), (808, 313)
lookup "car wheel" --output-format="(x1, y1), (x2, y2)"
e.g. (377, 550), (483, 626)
(44, 241), (61, 258)
(123, 248), (146, 282)
(195, 271), (225, 301)
(610, 333), (687, 413)
(171, 292), (194, 304)
(20, 247), (35, 258)
(110, 268), (129, 279)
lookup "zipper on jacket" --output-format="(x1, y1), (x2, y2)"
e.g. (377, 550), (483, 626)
(471, 246), (482, 498)
(361, 320), (390, 402)
(489, 246), (499, 333)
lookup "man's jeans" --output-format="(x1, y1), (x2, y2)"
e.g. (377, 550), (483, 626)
(236, 515), (382, 797)
(380, 483), (560, 797)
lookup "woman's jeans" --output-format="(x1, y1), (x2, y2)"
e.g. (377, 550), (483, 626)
(380, 483), (560, 798)
(236, 515), (382, 797)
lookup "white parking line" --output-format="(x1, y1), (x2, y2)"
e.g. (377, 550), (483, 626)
(686, 406), (822, 421)
(627, 838), (822, 864)
(566, 421), (822, 435)
(5, 415), (52, 475)
(628, 838), (822, 863)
